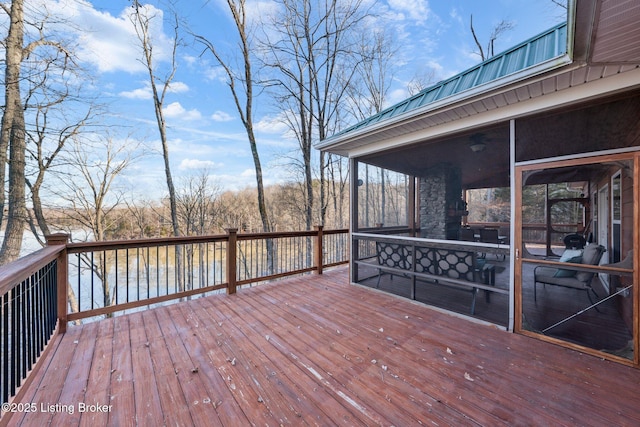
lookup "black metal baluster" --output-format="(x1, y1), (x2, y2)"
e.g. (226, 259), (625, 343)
(52, 261), (58, 332)
(11, 286), (18, 396)
(126, 248), (130, 303)
(20, 279), (27, 381)
(46, 262), (53, 336)
(109, 250), (118, 306)
(135, 247), (139, 302)
(90, 251), (95, 310)
(36, 268), (44, 358)
(213, 242), (218, 285)
(114, 250), (118, 305)
(147, 246), (151, 298)
(77, 253), (81, 312)
(28, 273), (35, 366)
(2, 291), (9, 403)
(156, 246), (160, 298)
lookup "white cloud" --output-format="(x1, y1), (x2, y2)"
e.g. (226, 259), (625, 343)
(119, 84), (152, 100)
(255, 114), (290, 135)
(48, 1), (174, 74)
(387, 0), (430, 24)
(204, 66), (228, 83)
(163, 102), (202, 121)
(182, 54), (198, 66)
(212, 111), (234, 122)
(387, 88), (410, 106)
(168, 81), (189, 93)
(118, 80), (188, 100)
(179, 158), (222, 170)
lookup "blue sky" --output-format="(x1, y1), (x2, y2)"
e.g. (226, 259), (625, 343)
(46, 0), (566, 199)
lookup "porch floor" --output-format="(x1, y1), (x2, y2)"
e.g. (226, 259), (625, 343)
(6, 267), (640, 426)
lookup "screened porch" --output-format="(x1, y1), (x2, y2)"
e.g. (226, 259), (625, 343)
(347, 92), (640, 365)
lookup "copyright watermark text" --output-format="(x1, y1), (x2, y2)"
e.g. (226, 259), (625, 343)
(2, 402), (112, 415)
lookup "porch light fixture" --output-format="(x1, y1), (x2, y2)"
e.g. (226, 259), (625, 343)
(469, 133), (486, 153)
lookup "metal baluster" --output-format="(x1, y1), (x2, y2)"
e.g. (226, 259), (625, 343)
(90, 251), (94, 310)
(77, 253), (82, 311)
(2, 291), (9, 403)
(146, 246), (151, 297)
(126, 248), (130, 303)
(11, 286), (18, 396)
(20, 279), (27, 380)
(28, 273), (35, 366)
(36, 267), (44, 359)
(161, 247), (166, 297)
(109, 250), (118, 305)
(114, 250), (118, 305)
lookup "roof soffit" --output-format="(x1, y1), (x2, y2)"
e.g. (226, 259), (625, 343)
(589, 0), (640, 64)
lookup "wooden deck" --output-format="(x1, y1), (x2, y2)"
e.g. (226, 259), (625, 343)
(5, 267), (640, 426)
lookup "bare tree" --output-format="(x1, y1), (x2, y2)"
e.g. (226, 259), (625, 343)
(407, 69), (437, 96)
(470, 14), (514, 61)
(176, 170), (221, 236)
(340, 26), (398, 228)
(175, 170), (221, 289)
(263, 0), (371, 230)
(197, 0), (271, 234)
(26, 105), (95, 245)
(0, 1), (26, 262)
(124, 197), (161, 238)
(130, 1), (180, 237)
(59, 135), (139, 310)
(346, 29), (397, 120)
(0, 0), (77, 263)
(550, 0), (568, 10)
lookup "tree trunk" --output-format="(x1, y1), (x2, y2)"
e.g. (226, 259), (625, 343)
(0, 0), (27, 264)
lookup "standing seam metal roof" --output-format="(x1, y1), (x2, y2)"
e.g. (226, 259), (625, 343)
(333, 22), (568, 138)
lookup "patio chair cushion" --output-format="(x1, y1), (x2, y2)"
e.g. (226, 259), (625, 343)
(534, 244), (605, 290)
(553, 249), (583, 278)
(575, 244), (604, 282)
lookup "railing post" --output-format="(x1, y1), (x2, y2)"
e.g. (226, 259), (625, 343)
(314, 225), (324, 275)
(226, 228), (238, 294)
(46, 233), (69, 334)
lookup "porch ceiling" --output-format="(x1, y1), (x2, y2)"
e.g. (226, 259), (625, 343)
(358, 91), (640, 189)
(359, 125), (511, 189)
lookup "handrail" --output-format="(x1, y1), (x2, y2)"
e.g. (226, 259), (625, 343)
(522, 257), (634, 276)
(0, 245), (64, 296)
(1, 244), (62, 413)
(66, 233), (229, 253)
(64, 227), (349, 321)
(353, 232), (510, 254)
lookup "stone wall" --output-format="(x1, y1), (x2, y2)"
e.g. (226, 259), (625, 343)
(419, 164), (462, 240)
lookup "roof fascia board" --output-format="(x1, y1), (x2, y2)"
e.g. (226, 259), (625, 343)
(348, 66), (640, 159)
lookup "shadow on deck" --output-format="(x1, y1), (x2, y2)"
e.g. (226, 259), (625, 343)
(5, 267), (640, 426)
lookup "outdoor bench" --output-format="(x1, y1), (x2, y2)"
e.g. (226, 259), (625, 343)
(356, 238), (507, 315)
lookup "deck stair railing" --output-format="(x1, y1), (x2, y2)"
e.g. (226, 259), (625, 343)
(0, 227), (348, 414)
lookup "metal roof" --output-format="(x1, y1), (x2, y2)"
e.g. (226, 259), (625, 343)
(331, 22), (568, 139)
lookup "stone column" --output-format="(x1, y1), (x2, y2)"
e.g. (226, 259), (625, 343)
(419, 164), (462, 240)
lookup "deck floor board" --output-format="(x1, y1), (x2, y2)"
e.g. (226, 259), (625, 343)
(5, 267), (640, 426)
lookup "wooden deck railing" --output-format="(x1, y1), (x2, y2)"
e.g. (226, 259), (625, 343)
(0, 241), (65, 414)
(0, 227), (348, 410)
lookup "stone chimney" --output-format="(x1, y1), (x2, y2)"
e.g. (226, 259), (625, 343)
(419, 164), (462, 240)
